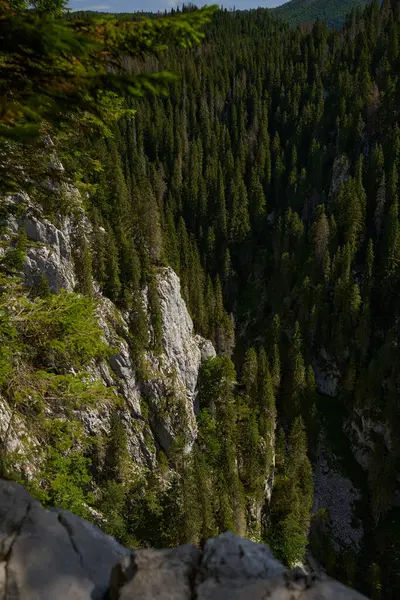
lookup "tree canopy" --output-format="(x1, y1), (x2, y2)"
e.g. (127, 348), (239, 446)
(0, 1), (216, 194)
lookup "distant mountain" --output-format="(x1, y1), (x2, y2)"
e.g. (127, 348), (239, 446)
(272, 0), (370, 28)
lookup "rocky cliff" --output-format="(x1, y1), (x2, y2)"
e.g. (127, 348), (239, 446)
(313, 346), (389, 475)
(0, 190), (215, 474)
(0, 478), (369, 600)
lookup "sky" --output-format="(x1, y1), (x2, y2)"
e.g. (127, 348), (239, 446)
(68, 0), (288, 13)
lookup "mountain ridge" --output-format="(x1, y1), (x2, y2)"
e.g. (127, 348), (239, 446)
(272, 0), (370, 28)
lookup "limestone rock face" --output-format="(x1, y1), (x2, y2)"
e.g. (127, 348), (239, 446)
(1, 192), (216, 470)
(196, 532), (286, 598)
(330, 154), (350, 197)
(0, 396), (40, 480)
(312, 348), (340, 397)
(110, 544), (201, 600)
(1, 193), (77, 292)
(312, 436), (363, 551)
(91, 268), (215, 458)
(194, 334), (216, 363)
(156, 267), (216, 401)
(345, 411), (392, 470)
(22, 214), (76, 293)
(112, 532), (369, 600)
(0, 480), (370, 600)
(142, 267), (216, 453)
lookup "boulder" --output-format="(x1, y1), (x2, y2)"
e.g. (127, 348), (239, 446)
(0, 480), (370, 600)
(110, 544), (200, 600)
(0, 479), (128, 600)
(111, 531), (369, 600)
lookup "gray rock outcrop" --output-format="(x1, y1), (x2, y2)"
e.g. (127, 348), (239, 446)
(0, 479), (370, 600)
(312, 436), (363, 551)
(0, 479), (129, 600)
(1, 192), (77, 292)
(312, 348), (340, 397)
(157, 267), (215, 402)
(0, 191), (216, 472)
(345, 410), (392, 470)
(330, 154), (350, 197)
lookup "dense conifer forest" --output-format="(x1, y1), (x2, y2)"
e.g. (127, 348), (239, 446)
(2, 1), (400, 599)
(272, 0), (370, 28)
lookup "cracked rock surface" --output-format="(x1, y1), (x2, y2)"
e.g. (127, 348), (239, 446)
(111, 532), (369, 600)
(0, 479), (128, 599)
(0, 479), (370, 600)
(110, 544), (201, 600)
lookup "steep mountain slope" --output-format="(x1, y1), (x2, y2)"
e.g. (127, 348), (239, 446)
(0, 186), (219, 540)
(4, 1), (400, 599)
(78, 3), (399, 596)
(272, 0), (370, 28)
(0, 173), (278, 550)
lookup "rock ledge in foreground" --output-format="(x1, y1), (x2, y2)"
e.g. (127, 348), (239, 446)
(0, 479), (369, 600)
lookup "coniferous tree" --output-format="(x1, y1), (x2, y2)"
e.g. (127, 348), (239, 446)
(383, 200), (400, 286)
(5, 3), (400, 595)
(268, 417), (313, 566)
(375, 174), (386, 241)
(103, 228), (122, 303)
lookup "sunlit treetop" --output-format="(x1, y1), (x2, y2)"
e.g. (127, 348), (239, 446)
(0, 0), (217, 194)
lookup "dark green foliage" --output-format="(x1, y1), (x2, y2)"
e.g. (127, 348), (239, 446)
(367, 562), (383, 600)
(196, 357), (245, 536)
(34, 419), (94, 518)
(147, 275), (163, 354)
(4, 1), (400, 597)
(272, 0), (370, 29)
(1, 229), (27, 273)
(309, 509), (338, 574)
(32, 274), (52, 298)
(0, 2), (217, 196)
(103, 228), (122, 302)
(73, 226), (93, 297)
(0, 279), (111, 373)
(268, 418), (313, 565)
(104, 411), (130, 484)
(0, 273), (118, 518)
(100, 480), (127, 541)
(184, 352), (278, 541)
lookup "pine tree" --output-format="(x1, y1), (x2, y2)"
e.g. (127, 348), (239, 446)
(375, 174), (386, 241)
(313, 205), (330, 265)
(103, 228), (121, 302)
(271, 344), (281, 392)
(363, 239), (374, 298)
(229, 177), (250, 244)
(33, 273), (51, 298)
(257, 348), (276, 457)
(91, 212), (107, 288)
(73, 225), (93, 298)
(383, 200), (400, 287)
(104, 411), (130, 485)
(241, 348), (258, 401)
(249, 168), (266, 226)
(269, 418), (312, 566)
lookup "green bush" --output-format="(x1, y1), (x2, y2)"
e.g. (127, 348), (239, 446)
(30, 419), (94, 518)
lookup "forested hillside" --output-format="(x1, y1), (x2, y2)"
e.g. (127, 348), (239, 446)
(78, 1), (398, 595)
(272, 0), (370, 28)
(2, 1), (400, 599)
